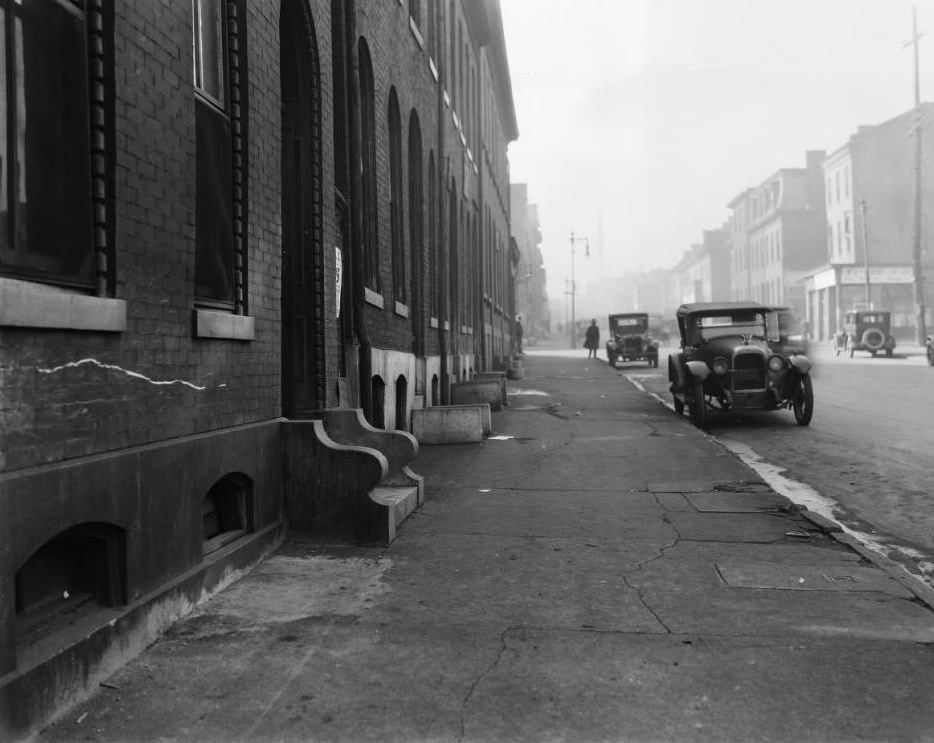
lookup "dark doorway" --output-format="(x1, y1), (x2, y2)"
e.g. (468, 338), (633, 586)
(280, 0), (323, 416)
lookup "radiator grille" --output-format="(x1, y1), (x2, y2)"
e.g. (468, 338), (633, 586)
(732, 353), (766, 390)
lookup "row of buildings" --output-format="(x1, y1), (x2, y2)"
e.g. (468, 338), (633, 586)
(615, 104), (934, 342)
(0, 1), (530, 737)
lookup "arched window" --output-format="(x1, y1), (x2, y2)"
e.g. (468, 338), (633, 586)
(427, 150), (438, 317)
(395, 375), (408, 431)
(408, 111), (423, 313)
(358, 39), (379, 289)
(202, 473), (253, 555)
(15, 523), (126, 648)
(370, 375), (386, 428)
(388, 88), (404, 302)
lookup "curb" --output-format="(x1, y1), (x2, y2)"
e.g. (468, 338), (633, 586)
(626, 374), (934, 614)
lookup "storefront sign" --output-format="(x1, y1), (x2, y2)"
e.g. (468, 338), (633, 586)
(812, 268), (837, 290)
(839, 266), (914, 284)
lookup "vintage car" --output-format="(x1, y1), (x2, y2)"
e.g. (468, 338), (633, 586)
(668, 302), (814, 428)
(605, 312), (659, 367)
(836, 310), (896, 357)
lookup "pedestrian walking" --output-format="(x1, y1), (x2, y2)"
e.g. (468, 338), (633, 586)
(515, 316), (524, 354)
(584, 319), (600, 359)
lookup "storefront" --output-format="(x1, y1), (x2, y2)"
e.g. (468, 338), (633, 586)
(805, 265), (919, 341)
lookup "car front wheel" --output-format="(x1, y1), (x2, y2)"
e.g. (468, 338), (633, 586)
(673, 394), (684, 415)
(792, 374), (814, 426)
(689, 381), (706, 428)
(928, 346), (934, 366)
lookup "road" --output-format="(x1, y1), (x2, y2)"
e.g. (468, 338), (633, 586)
(533, 343), (934, 588)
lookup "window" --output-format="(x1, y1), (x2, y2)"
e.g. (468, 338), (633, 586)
(202, 474), (252, 555)
(0, 0), (96, 289)
(192, 0), (245, 309)
(359, 40), (378, 289)
(388, 89), (404, 301)
(15, 523), (125, 650)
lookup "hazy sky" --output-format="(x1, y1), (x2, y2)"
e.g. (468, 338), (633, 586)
(501, 0), (934, 295)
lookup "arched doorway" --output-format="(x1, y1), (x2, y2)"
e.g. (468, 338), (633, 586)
(280, 0), (324, 416)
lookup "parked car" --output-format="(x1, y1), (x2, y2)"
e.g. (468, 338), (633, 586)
(605, 312), (659, 367)
(668, 302), (814, 428)
(838, 310), (896, 357)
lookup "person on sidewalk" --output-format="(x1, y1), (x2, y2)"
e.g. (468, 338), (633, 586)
(515, 316), (524, 354)
(584, 319), (600, 359)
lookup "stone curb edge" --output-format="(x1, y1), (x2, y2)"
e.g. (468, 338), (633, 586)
(618, 370), (934, 613)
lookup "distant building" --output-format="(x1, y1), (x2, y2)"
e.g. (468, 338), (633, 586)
(727, 150), (827, 318)
(804, 105), (934, 340)
(510, 184), (549, 342)
(668, 229), (731, 306)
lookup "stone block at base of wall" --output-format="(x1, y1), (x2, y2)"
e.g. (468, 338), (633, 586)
(411, 405), (489, 444)
(450, 379), (504, 411)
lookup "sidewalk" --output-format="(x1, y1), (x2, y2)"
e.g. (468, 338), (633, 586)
(39, 353), (934, 743)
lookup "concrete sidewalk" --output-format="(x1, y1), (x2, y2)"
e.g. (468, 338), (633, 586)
(39, 354), (934, 743)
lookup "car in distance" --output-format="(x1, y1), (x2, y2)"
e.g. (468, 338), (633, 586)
(605, 312), (659, 367)
(668, 302), (814, 428)
(841, 310), (896, 357)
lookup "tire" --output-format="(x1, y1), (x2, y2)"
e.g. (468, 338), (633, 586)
(673, 395), (684, 415)
(848, 342), (854, 358)
(792, 374), (814, 426)
(607, 353), (616, 366)
(689, 380), (706, 428)
(862, 328), (884, 351)
(927, 345), (934, 366)
(885, 348), (892, 357)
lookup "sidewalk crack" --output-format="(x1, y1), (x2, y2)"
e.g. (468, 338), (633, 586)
(457, 627), (511, 741)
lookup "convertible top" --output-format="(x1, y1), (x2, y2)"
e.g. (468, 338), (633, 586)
(676, 301), (769, 318)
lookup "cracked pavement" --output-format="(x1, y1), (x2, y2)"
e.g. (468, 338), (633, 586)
(39, 352), (934, 743)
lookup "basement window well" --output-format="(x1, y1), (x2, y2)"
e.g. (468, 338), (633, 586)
(202, 474), (253, 555)
(15, 524), (126, 653)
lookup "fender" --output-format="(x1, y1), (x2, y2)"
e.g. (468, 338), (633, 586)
(685, 360), (711, 382)
(668, 354), (686, 391)
(789, 355), (811, 375)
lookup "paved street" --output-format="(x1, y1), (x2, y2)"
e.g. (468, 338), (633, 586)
(613, 341), (934, 590)
(39, 351), (934, 743)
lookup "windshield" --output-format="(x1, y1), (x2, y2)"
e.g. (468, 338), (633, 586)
(689, 312), (767, 342)
(612, 317), (648, 334)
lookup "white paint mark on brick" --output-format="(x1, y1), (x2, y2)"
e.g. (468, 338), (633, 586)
(36, 358), (213, 391)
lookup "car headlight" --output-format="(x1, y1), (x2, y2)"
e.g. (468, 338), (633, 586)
(711, 357), (729, 375)
(768, 355), (787, 372)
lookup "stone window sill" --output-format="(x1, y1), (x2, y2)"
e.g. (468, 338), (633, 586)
(365, 288), (385, 309)
(394, 301), (409, 318)
(0, 277), (126, 332)
(194, 308), (255, 340)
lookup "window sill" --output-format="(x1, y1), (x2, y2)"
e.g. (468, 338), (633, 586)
(0, 277), (126, 332)
(429, 58), (439, 82)
(429, 316), (439, 329)
(409, 18), (424, 49)
(194, 308), (255, 340)
(394, 301), (410, 318)
(365, 288), (385, 309)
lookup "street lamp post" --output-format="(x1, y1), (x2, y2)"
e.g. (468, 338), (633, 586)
(569, 232), (590, 349)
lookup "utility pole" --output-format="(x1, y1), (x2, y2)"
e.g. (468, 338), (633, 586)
(907, 6), (927, 342)
(569, 232), (590, 349)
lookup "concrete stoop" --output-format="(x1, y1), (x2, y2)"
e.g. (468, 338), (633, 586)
(411, 403), (492, 443)
(283, 409), (424, 545)
(370, 485), (420, 543)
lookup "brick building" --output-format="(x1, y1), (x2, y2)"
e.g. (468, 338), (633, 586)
(510, 183), (548, 344)
(727, 150), (827, 319)
(804, 105), (934, 341)
(667, 229), (731, 307)
(0, 1), (517, 737)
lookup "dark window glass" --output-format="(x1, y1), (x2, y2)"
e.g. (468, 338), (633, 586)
(359, 40), (378, 289)
(195, 97), (235, 304)
(389, 90), (404, 301)
(192, 0), (235, 306)
(0, 0), (94, 288)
